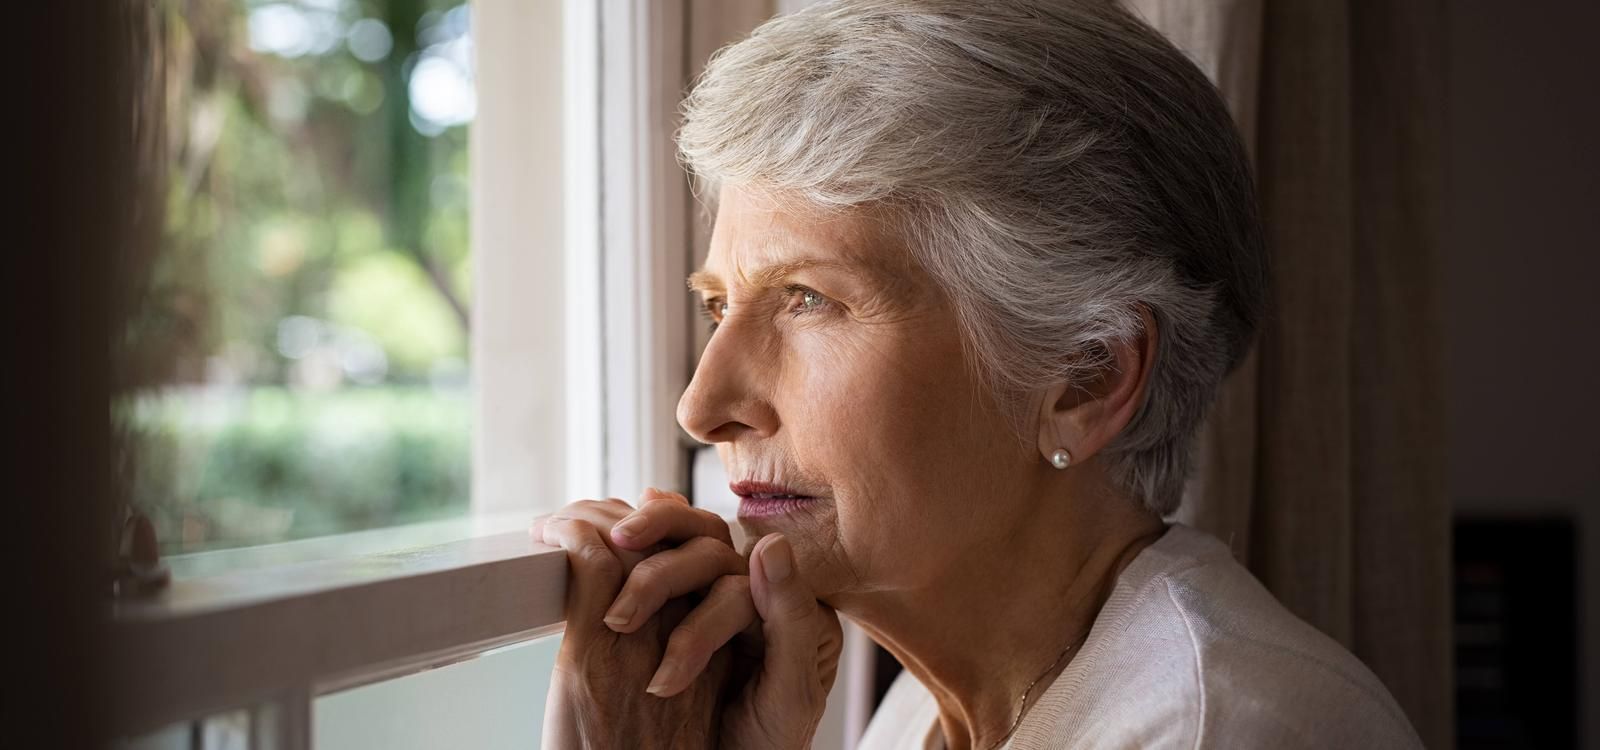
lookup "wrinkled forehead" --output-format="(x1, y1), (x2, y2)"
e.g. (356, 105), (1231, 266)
(696, 184), (913, 288)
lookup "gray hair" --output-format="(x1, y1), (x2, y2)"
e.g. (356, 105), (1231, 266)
(678, 0), (1267, 515)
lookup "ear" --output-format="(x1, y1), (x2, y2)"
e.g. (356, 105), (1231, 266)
(1035, 306), (1160, 468)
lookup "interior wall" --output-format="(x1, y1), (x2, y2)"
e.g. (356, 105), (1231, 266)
(1445, 2), (1600, 745)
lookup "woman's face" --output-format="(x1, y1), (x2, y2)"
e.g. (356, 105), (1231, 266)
(678, 185), (1038, 602)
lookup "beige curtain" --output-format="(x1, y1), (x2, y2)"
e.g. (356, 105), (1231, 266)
(1126, 1), (1452, 747)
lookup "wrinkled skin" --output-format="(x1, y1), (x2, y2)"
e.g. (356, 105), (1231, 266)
(535, 500), (731, 749)
(539, 182), (1162, 749)
(536, 493), (841, 749)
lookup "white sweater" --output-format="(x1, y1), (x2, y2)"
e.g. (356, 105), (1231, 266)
(856, 525), (1423, 749)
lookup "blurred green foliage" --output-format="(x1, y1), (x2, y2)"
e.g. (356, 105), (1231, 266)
(118, 0), (479, 553)
(126, 387), (470, 553)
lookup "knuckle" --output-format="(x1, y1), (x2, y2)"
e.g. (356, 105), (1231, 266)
(651, 489), (690, 504)
(665, 624), (711, 663)
(823, 610), (843, 640)
(576, 542), (621, 576)
(680, 535), (717, 554)
(709, 574), (751, 597)
(684, 530), (739, 562)
(694, 508), (733, 535)
(641, 494), (680, 511)
(819, 660), (839, 687)
(774, 593), (815, 622)
(627, 556), (668, 587)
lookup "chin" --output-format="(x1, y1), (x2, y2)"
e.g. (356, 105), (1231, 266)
(735, 511), (851, 596)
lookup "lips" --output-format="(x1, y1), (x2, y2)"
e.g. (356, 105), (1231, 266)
(730, 480), (822, 519)
(730, 480), (817, 500)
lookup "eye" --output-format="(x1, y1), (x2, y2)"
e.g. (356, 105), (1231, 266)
(786, 285), (829, 316)
(700, 297), (728, 332)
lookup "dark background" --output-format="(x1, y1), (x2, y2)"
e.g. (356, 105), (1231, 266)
(1447, 1), (1600, 747)
(13, 3), (121, 748)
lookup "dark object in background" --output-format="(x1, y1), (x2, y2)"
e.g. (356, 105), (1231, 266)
(873, 641), (904, 711)
(1456, 518), (1578, 749)
(11, 0), (136, 746)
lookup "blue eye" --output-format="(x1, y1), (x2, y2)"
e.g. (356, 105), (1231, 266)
(787, 285), (828, 315)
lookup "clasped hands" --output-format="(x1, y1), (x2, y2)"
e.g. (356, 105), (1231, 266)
(534, 489), (843, 749)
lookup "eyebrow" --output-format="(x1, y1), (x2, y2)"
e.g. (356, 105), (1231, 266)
(686, 259), (863, 295)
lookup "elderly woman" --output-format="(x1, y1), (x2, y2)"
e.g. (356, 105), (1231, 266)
(534, 0), (1422, 747)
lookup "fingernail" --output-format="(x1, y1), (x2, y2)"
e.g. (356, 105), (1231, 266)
(603, 598), (635, 629)
(762, 536), (792, 583)
(645, 662), (678, 696)
(612, 515), (648, 540)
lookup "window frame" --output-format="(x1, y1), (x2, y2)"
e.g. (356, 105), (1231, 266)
(110, 2), (875, 747)
(112, 532), (567, 744)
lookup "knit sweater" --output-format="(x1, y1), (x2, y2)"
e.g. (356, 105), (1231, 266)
(856, 525), (1423, 749)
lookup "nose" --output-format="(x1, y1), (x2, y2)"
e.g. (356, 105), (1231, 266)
(676, 324), (778, 445)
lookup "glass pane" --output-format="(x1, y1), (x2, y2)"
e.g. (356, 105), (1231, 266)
(314, 636), (562, 750)
(119, 710), (250, 750)
(120, 722), (191, 750)
(120, 0), (475, 554)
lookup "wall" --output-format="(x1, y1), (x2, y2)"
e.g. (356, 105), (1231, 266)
(1446, 2), (1600, 746)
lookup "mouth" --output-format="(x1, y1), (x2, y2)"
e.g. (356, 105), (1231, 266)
(730, 480), (823, 519)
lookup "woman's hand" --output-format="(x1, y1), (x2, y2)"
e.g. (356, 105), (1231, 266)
(605, 491), (845, 749)
(533, 497), (737, 749)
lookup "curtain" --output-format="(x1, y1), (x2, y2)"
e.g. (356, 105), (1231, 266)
(1125, 1), (1453, 747)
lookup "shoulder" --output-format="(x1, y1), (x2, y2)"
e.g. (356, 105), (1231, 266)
(1014, 526), (1423, 749)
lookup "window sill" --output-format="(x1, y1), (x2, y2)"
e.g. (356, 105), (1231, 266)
(165, 511), (541, 580)
(113, 525), (568, 739)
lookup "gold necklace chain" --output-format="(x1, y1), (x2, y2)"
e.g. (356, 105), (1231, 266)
(975, 527), (1166, 749)
(985, 630), (1089, 750)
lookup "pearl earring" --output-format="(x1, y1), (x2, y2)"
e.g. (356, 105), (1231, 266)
(1050, 449), (1072, 470)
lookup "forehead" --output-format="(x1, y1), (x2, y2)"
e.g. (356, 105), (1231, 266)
(696, 185), (910, 284)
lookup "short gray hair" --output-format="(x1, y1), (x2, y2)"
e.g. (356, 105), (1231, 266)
(679, 0), (1267, 515)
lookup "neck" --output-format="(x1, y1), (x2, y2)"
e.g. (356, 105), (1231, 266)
(836, 478), (1165, 750)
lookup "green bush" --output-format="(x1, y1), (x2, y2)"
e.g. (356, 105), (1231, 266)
(122, 386), (471, 553)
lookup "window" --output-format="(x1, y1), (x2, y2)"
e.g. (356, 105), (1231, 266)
(120, 0), (478, 554)
(110, 1), (872, 748)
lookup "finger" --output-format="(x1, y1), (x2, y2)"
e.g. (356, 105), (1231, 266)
(749, 533), (839, 705)
(814, 602), (844, 687)
(530, 498), (631, 544)
(643, 486), (689, 505)
(645, 575), (757, 697)
(547, 498), (635, 527)
(536, 504), (654, 574)
(603, 536), (749, 633)
(540, 518), (625, 632)
(610, 489), (733, 549)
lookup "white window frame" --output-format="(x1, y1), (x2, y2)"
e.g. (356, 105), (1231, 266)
(111, 2), (874, 747)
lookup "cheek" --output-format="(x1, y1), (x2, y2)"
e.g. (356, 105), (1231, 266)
(775, 326), (993, 591)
